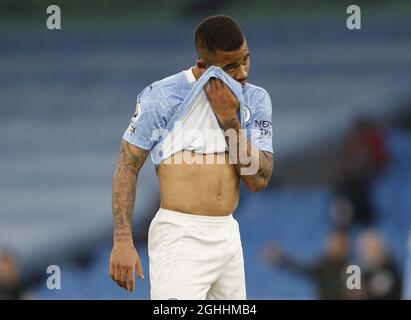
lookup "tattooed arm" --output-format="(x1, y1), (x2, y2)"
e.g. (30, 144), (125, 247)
(110, 140), (149, 292)
(204, 78), (273, 192)
(221, 117), (273, 192)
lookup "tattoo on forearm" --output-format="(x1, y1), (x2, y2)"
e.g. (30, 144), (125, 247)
(115, 237), (133, 243)
(257, 151), (273, 185)
(112, 141), (148, 241)
(115, 232), (132, 237)
(222, 117), (273, 188)
(114, 230), (132, 242)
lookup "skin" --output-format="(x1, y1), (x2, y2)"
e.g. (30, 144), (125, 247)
(110, 38), (274, 291)
(0, 253), (19, 288)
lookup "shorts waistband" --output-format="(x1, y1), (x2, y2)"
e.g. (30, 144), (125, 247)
(156, 208), (234, 224)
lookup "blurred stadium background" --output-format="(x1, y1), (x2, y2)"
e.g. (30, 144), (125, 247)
(0, 0), (411, 299)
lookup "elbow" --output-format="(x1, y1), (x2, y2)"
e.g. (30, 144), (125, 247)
(249, 184), (264, 193)
(245, 154), (274, 192)
(246, 177), (269, 193)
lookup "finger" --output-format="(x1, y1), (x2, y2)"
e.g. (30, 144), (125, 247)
(124, 267), (132, 291)
(127, 266), (135, 292)
(209, 78), (217, 91)
(115, 279), (125, 289)
(136, 260), (145, 280)
(217, 79), (224, 90)
(203, 82), (211, 98)
(110, 262), (115, 280)
(120, 267), (128, 289)
(223, 82), (234, 95)
(222, 81), (233, 94)
(120, 266), (128, 283)
(115, 265), (121, 282)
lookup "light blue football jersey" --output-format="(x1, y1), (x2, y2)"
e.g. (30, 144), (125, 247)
(122, 66), (273, 160)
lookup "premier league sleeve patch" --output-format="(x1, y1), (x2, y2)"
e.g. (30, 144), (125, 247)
(131, 102), (142, 123)
(127, 102), (142, 135)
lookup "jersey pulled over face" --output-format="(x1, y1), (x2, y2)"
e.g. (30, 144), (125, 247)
(123, 67), (273, 160)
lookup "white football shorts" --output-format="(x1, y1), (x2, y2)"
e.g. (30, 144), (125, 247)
(148, 208), (246, 300)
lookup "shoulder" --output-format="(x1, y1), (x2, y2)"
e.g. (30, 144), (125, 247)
(243, 83), (271, 106)
(242, 82), (272, 111)
(138, 70), (192, 107)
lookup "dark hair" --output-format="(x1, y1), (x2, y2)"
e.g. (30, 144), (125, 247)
(195, 15), (244, 55)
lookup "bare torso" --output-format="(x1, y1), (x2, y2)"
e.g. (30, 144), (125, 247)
(157, 150), (240, 216)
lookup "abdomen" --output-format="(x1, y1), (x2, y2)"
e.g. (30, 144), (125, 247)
(157, 151), (240, 216)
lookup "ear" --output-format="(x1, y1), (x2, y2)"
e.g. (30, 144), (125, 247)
(196, 59), (207, 70)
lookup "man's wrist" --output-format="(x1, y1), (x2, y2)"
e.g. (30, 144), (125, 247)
(114, 237), (134, 245)
(113, 229), (133, 244)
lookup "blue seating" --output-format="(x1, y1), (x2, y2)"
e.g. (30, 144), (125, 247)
(31, 129), (411, 299)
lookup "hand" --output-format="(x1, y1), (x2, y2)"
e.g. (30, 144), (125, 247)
(109, 242), (144, 292)
(204, 78), (240, 127)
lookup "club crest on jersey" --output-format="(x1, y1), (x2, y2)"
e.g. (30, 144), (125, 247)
(242, 105), (251, 123)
